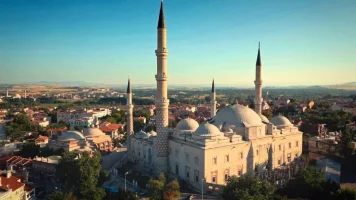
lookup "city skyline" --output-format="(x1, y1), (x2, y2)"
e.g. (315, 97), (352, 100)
(1, 0), (355, 86)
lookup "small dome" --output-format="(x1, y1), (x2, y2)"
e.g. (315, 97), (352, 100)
(83, 128), (105, 137)
(135, 130), (148, 139)
(212, 104), (263, 127)
(259, 114), (270, 123)
(58, 131), (85, 141)
(193, 122), (221, 137)
(271, 116), (292, 126)
(176, 118), (199, 131)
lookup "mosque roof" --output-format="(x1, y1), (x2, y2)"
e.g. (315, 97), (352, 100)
(211, 104), (263, 127)
(193, 122), (221, 137)
(259, 114), (270, 123)
(271, 115), (292, 126)
(83, 128), (105, 137)
(176, 118), (199, 131)
(58, 131), (85, 141)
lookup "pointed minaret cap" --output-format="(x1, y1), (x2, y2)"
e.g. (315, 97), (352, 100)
(157, 0), (166, 29)
(127, 78), (131, 94)
(211, 79), (215, 93)
(256, 42), (261, 66)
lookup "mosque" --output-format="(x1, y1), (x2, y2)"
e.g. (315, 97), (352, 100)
(127, 1), (302, 192)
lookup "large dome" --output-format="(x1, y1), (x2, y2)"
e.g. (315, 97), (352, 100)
(271, 116), (292, 126)
(211, 104), (263, 127)
(83, 128), (105, 137)
(135, 130), (148, 139)
(176, 118), (199, 131)
(58, 131), (85, 141)
(193, 122), (221, 137)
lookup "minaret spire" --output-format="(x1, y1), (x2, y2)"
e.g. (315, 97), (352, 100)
(126, 77), (134, 136)
(155, 0), (169, 172)
(254, 42), (263, 115)
(210, 79), (217, 118)
(157, 0), (166, 29)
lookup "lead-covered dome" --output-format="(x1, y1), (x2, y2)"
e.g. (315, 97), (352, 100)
(259, 114), (270, 123)
(193, 122), (221, 137)
(58, 131), (85, 141)
(83, 128), (105, 137)
(176, 118), (199, 131)
(271, 115), (292, 126)
(211, 104), (263, 127)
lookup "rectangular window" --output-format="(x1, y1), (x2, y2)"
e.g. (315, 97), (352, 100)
(212, 176), (216, 183)
(256, 150), (259, 155)
(289, 143), (292, 148)
(238, 169), (242, 176)
(185, 153), (190, 162)
(240, 152), (243, 159)
(279, 145), (281, 151)
(224, 173), (228, 181)
(296, 141), (299, 147)
(185, 166), (190, 179)
(195, 170), (199, 183)
(213, 157), (217, 165)
(295, 153), (298, 158)
(225, 154), (229, 162)
(278, 159), (281, 165)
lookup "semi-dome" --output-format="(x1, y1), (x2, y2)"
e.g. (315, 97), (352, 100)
(271, 115), (292, 126)
(211, 104), (263, 127)
(135, 130), (148, 139)
(58, 131), (85, 141)
(193, 122), (221, 137)
(176, 118), (199, 131)
(83, 128), (105, 137)
(259, 114), (270, 123)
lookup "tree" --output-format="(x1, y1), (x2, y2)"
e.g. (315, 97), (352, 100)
(222, 175), (275, 200)
(147, 173), (180, 200)
(17, 142), (40, 158)
(282, 166), (338, 199)
(48, 191), (77, 200)
(337, 130), (355, 158)
(333, 188), (356, 200)
(262, 109), (273, 120)
(98, 169), (110, 186)
(162, 179), (180, 200)
(117, 190), (140, 200)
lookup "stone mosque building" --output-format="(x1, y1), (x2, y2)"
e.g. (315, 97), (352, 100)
(127, 1), (302, 192)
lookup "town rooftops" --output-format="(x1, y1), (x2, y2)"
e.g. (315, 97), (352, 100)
(0, 175), (24, 191)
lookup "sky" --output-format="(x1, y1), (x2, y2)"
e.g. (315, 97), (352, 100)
(0, 0), (355, 87)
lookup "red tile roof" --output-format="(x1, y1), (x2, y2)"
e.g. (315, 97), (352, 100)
(0, 175), (24, 191)
(6, 156), (32, 166)
(35, 135), (48, 142)
(99, 124), (123, 132)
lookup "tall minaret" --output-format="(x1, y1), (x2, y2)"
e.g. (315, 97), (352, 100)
(210, 79), (217, 118)
(6, 88), (8, 97)
(155, 0), (169, 171)
(24, 89), (27, 98)
(254, 42), (263, 115)
(126, 78), (134, 136)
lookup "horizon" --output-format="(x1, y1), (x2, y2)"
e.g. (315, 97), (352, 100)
(1, 0), (356, 86)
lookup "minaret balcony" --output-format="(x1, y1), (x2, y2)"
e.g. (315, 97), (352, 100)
(155, 98), (170, 105)
(155, 49), (168, 56)
(155, 74), (168, 81)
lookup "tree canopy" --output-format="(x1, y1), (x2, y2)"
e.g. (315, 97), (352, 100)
(147, 173), (180, 200)
(56, 151), (106, 200)
(222, 175), (275, 200)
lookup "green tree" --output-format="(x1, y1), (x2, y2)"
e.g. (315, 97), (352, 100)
(162, 179), (180, 200)
(98, 169), (110, 186)
(333, 188), (356, 200)
(17, 142), (40, 158)
(337, 130), (355, 158)
(222, 175), (275, 200)
(47, 191), (78, 200)
(117, 190), (140, 200)
(147, 173), (180, 200)
(282, 166), (338, 199)
(56, 152), (106, 200)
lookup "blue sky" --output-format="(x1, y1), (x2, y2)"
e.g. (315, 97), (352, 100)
(0, 0), (355, 86)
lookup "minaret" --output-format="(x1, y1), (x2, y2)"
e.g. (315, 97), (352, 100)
(254, 42), (263, 115)
(24, 89), (27, 98)
(155, 0), (169, 171)
(6, 88), (8, 97)
(210, 79), (217, 118)
(126, 78), (134, 136)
